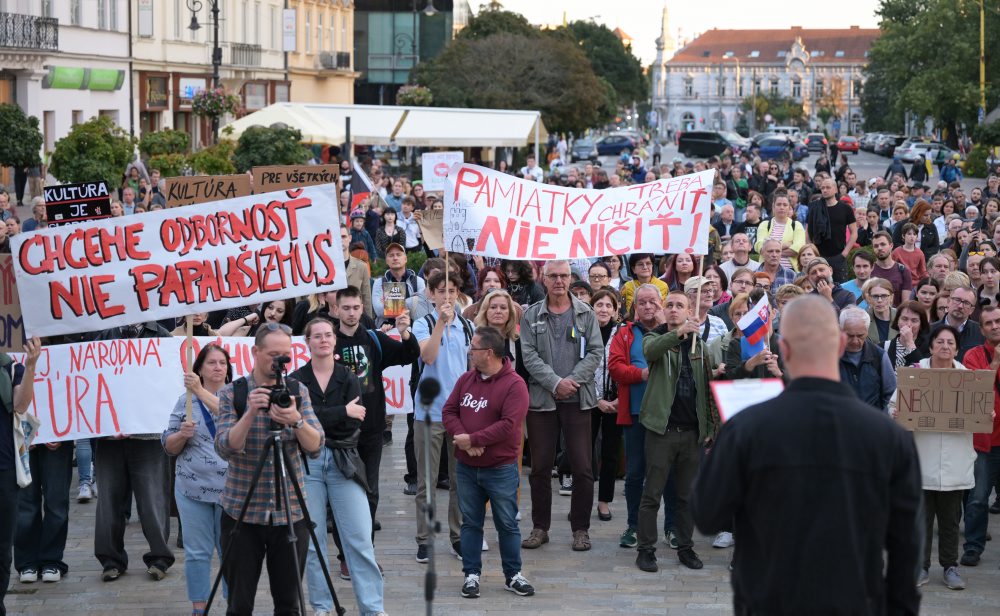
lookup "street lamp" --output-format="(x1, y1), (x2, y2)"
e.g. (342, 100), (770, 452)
(411, 1), (438, 65)
(187, 0), (222, 141)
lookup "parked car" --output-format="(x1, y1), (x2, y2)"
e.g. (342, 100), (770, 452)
(570, 138), (599, 162)
(677, 130), (750, 158)
(595, 134), (637, 156)
(611, 129), (646, 144)
(804, 133), (828, 151)
(755, 135), (796, 161)
(860, 132), (883, 152)
(771, 126), (801, 138)
(791, 138), (809, 161)
(895, 140), (946, 163)
(874, 134), (907, 157)
(836, 136), (860, 154)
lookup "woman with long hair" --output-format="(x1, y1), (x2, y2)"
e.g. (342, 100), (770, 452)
(161, 344), (233, 616)
(411, 182), (428, 209)
(589, 289), (623, 522)
(659, 253), (700, 291)
(913, 278), (942, 314)
(601, 254), (629, 290)
(892, 199), (939, 254)
(374, 208), (406, 259)
(797, 243), (821, 274)
(462, 267), (509, 320)
(218, 299), (295, 337)
(977, 256), (1000, 308)
(754, 190), (806, 270)
(502, 259), (546, 307)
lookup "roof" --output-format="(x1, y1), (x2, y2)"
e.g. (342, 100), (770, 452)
(668, 26), (879, 64)
(613, 27), (633, 44)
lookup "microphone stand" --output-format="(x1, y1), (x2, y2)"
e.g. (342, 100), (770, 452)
(421, 402), (439, 616)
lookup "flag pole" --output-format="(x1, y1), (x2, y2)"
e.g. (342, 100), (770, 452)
(691, 254), (705, 352)
(185, 315), (194, 423)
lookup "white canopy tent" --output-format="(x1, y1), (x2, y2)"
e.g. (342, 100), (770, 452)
(223, 103), (547, 158)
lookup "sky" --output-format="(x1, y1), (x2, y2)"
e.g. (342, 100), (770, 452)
(479, 1), (882, 65)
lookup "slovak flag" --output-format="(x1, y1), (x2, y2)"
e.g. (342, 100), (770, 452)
(350, 160), (375, 208)
(738, 295), (772, 360)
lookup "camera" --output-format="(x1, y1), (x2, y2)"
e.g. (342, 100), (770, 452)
(266, 355), (293, 409)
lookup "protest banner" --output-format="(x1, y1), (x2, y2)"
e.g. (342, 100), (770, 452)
(43, 181), (113, 226)
(12, 185), (346, 338)
(421, 151), (463, 192)
(12, 335), (413, 444)
(252, 164), (339, 192)
(444, 164), (715, 259)
(0, 255), (24, 353)
(710, 378), (784, 423)
(164, 174), (253, 208)
(418, 209), (444, 251)
(895, 367), (994, 433)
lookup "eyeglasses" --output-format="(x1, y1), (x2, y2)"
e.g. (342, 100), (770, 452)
(950, 297), (976, 310)
(545, 273), (571, 280)
(731, 279), (753, 287)
(632, 261), (652, 269)
(870, 293), (892, 301)
(263, 322), (293, 334)
(753, 283), (770, 289)
(969, 251), (986, 256)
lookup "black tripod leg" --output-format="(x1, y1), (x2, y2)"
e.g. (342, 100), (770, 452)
(204, 435), (275, 616)
(273, 439), (309, 615)
(280, 445), (346, 616)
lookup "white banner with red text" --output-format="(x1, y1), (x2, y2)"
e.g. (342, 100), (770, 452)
(12, 185), (346, 338)
(444, 164), (714, 259)
(12, 335), (413, 444)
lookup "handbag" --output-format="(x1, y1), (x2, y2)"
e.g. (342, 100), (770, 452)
(13, 411), (41, 488)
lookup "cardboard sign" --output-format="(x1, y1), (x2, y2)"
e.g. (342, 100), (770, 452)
(252, 164), (339, 192)
(0, 255), (24, 353)
(10, 335), (413, 444)
(43, 181), (113, 226)
(445, 164), (714, 259)
(895, 367), (995, 433)
(418, 209), (444, 251)
(710, 378), (784, 423)
(12, 185), (346, 338)
(164, 174), (253, 207)
(421, 151), (463, 192)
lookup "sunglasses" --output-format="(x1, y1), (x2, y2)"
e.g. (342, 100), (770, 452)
(262, 322), (293, 334)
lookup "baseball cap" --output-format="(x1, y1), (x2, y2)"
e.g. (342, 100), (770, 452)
(385, 242), (406, 255)
(805, 257), (831, 275)
(683, 276), (711, 293)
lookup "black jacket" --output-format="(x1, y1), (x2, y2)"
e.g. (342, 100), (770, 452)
(692, 377), (922, 616)
(90, 321), (172, 341)
(890, 219), (939, 255)
(931, 318), (985, 362)
(290, 361), (362, 444)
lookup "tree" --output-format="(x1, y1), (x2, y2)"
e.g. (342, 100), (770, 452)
(0, 104), (42, 168)
(816, 77), (847, 128)
(139, 129), (190, 158)
(457, 3), (536, 40)
(414, 31), (609, 134)
(50, 115), (135, 188)
(188, 139), (237, 175)
(862, 0), (1000, 144)
(563, 21), (649, 108)
(232, 126), (310, 173)
(739, 93), (803, 129)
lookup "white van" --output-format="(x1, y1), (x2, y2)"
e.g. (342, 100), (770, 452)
(771, 126), (801, 137)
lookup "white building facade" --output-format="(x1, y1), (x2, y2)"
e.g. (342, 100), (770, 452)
(651, 25), (879, 139)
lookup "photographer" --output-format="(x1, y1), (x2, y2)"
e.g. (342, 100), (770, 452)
(214, 324), (324, 615)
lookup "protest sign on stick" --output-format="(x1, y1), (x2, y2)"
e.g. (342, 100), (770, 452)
(44, 181), (113, 226)
(252, 164), (339, 192)
(422, 151), (463, 192)
(444, 164), (714, 259)
(895, 367), (994, 433)
(418, 209), (444, 251)
(0, 255), (24, 353)
(165, 174), (253, 208)
(12, 185), (346, 338)
(11, 335), (413, 444)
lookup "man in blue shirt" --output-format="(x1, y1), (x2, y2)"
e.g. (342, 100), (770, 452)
(412, 270), (474, 564)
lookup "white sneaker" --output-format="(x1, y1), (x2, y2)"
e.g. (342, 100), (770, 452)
(77, 483), (93, 503)
(712, 531), (735, 548)
(559, 476), (573, 496)
(41, 567), (61, 583)
(515, 510), (522, 521)
(482, 537), (489, 551)
(19, 568), (37, 583)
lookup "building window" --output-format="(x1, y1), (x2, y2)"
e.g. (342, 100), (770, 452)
(242, 3), (249, 42)
(70, 0), (81, 25)
(753, 79), (761, 95)
(318, 12), (324, 51)
(853, 80), (862, 98)
(717, 78), (725, 97)
(41, 0), (52, 17)
(110, 0), (118, 30)
(835, 50), (845, 57)
(174, 0), (182, 39)
(776, 50), (786, 57)
(270, 6), (278, 49)
(98, 0), (107, 29)
(815, 80), (824, 97)
(738, 79), (744, 97)
(791, 79), (801, 98)
(305, 10), (311, 53)
(254, 2), (260, 44)
(749, 50), (759, 58)
(769, 79), (779, 96)
(331, 9), (337, 51)
(684, 77), (693, 97)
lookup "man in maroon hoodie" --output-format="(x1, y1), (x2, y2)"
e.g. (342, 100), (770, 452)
(957, 303), (1000, 566)
(442, 326), (535, 600)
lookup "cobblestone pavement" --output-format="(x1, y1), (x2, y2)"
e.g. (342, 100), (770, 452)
(7, 420), (1000, 615)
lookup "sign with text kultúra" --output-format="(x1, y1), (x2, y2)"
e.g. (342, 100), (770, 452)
(444, 164), (714, 259)
(12, 185), (346, 338)
(895, 367), (994, 433)
(12, 335), (413, 444)
(43, 181), (113, 226)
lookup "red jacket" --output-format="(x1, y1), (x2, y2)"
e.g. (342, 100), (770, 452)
(958, 342), (1000, 452)
(607, 321), (647, 427)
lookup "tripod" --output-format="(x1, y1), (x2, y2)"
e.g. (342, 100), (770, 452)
(204, 427), (345, 616)
(417, 378), (442, 616)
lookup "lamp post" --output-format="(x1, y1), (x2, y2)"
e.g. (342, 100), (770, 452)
(411, 1), (438, 67)
(187, 0), (222, 141)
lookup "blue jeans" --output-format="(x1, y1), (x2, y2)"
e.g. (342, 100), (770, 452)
(174, 491), (225, 603)
(456, 461), (522, 579)
(14, 444), (73, 574)
(623, 421), (675, 532)
(75, 439), (93, 485)
(304, 447), (383, 616)
(963, 447), (1000, 555)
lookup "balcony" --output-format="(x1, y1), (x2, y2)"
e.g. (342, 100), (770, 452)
(230, 42), (261, 67)
(0, 12), (58, 51)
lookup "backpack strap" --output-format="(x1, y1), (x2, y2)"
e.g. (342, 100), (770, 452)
(367, 330), (383, 359)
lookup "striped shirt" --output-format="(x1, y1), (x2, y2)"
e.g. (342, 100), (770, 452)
(215, 373), (323, 525)
(767, 220), (794, 270)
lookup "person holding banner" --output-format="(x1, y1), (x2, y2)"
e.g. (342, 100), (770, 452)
(889, 325), (975, 590)
(161, 343), (232, 614)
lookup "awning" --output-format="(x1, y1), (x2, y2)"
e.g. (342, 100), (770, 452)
(392, 107), (547, 148)
(296, 104), (406, 146)
(224, 103), (343, 144)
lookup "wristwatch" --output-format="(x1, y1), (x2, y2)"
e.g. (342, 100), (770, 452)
(292, 418), (305, 430)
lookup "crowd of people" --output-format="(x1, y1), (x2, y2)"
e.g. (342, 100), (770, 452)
(3, 140), (1000, 616)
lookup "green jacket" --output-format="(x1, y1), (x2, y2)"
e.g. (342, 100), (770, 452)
(640, 326), (720, 440)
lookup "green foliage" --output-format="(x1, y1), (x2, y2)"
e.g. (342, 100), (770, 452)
(188, 140), (237, 175)
(415, 31), (609, 134)
(139, 129), (190, 158)
(457, 4), (536, 40)
(148, 153), (187, 178)
(740, 94), (804, 128)
(191, 88), (242, 118)
(397, 85), (434, 106)
(863, 0), (1000, 134)
(563, 20), (649, 107)
(974, 121), (1000, 147)
(50, 115), (135, 187)
(371, 249), (428, 278)
(0, 104), (42, 168)
(964, 144), (991, 178)
(232, 126), (310, 173)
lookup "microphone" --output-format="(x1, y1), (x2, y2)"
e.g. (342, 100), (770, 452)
(418, 377), (441, 407)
